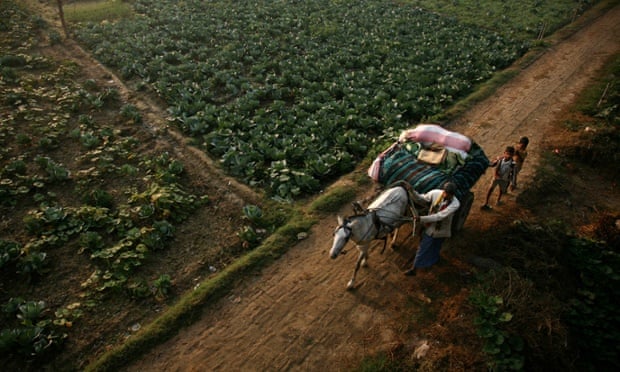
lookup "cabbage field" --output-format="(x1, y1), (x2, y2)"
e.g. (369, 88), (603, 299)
(74, 0), (531, 199)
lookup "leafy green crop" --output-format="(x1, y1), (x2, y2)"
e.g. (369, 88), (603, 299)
(0, 299), (67, 358)
(0, 2), (210, 365)
(470, 290), (525, 371)
(0, 239), (21, 268)
(74, 0), (529, 199)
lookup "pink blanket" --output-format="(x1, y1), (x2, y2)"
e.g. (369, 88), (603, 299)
(398, 124), (471, 153)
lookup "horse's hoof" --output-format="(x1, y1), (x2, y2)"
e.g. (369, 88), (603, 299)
(346, 280), (355, 290)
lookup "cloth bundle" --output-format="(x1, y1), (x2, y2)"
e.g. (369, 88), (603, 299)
(399, 124), (471, 159)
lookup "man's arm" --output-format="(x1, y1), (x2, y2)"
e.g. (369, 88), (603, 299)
(410, 189), (430, 208)
(419, 197), (461, 223)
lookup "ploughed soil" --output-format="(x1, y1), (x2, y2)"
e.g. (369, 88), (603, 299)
(13, 2), (620, 371)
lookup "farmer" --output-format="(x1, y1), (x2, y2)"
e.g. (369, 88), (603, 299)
(404, 181), (460, 276)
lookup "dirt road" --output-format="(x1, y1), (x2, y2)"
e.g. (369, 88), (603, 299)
(123, 4), (620, 371)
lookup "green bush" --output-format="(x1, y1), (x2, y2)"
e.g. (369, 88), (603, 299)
(566, 237), (620, 370)
(470, 289), (525, 371)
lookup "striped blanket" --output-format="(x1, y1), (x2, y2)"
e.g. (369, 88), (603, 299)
(374, 141), (489, 200)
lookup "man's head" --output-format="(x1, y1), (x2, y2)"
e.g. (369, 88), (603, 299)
(442, 182), (457, 199)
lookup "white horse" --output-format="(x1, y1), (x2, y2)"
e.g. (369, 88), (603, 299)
(330, 185), (417, 290)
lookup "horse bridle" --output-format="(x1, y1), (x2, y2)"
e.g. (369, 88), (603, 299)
(334, 218), (352, 238)
(333, 218), (353, 255)
(333, 184), (420, 257)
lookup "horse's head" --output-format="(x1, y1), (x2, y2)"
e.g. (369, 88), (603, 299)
(330, 215), (351, 259)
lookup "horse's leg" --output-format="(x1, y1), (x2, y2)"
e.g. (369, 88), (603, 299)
(361, 245), (368, 267)
(390, 227), (400, 250)
(347, 244), (367, 290)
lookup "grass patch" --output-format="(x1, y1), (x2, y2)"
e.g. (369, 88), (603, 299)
(64, 0), (132, 23)
(572, 52), (620, 118)
(555, 52), (620, 170)
(308, 185), (358, 214)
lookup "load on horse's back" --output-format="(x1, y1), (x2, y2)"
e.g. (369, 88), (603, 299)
(368, 124), (489, 235)
(330, 184), (418, 290)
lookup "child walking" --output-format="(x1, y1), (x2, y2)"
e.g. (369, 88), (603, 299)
(481, 146), (515, 210)
(511, 136), (529, 191)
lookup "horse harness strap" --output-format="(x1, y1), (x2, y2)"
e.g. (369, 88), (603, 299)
(371, 210), (397, 238)
(385, 180), (420, 238)
(371, 211), (382, 235)
(370, 210), (396, 253)
(342, 210), (391, 245)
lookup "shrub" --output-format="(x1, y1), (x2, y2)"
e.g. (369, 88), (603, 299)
(566, 237), (620, 370)
(470, 289), (525, 371)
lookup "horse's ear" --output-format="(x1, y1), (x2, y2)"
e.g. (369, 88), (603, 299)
(352, 201), (364, 214)
(337, 215), (344, 225)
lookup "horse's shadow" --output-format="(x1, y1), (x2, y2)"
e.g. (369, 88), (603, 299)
(346, 225), (421, 294)
(388, 223), (419, 268)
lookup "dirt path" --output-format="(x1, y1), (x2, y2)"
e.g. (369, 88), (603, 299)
(121, 4), (620, 372)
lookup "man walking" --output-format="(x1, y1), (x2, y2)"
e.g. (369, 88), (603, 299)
(405, 182), (460, 276)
